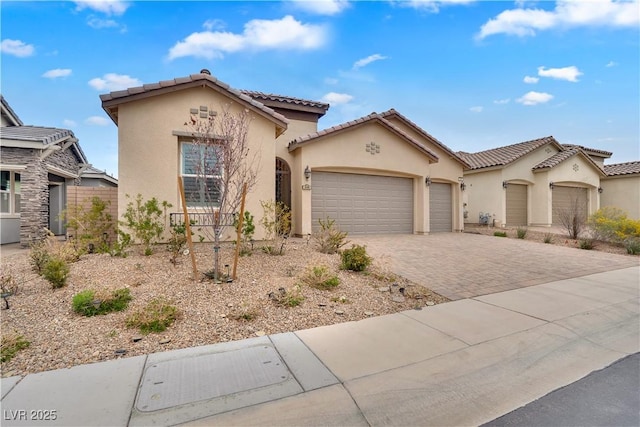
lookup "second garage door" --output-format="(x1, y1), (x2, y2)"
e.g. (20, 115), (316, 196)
(429, 182), (452, 232)
(552, 186), (588, 225)
(311, 172), (413, 234)
(506, 184), (528, 226)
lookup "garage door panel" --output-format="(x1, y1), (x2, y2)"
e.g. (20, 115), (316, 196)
(552, 187), (588, 225)
(312, 172), (413, 235)
(506, 184), (527, 226)
(430, 183), (452, 233)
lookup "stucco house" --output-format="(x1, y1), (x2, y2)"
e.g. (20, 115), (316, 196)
(100, 70), (468, 240)
(601, 161), (640, 220)
(458, 136), (610, 227)
(1, 95), (89, 245)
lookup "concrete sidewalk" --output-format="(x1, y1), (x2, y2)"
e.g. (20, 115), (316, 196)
(1, 266), (638, 426)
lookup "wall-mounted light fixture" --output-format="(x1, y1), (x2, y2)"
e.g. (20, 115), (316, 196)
(304, 165), (311, 180)
(425, 176), (431, 186)
(502, 181), (508, 189)
(549, 182), (555, 190)
(460, 182), (466, 191)
(598, 187), (603, 194)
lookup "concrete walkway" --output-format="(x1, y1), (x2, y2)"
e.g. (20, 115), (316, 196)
(1, 266), (638, 426)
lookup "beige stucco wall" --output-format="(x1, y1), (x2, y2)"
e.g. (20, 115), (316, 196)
(600, 175), (640, 219)
(463, 144), (603, 227)
(289, 121), (465, 236)
(117, 86), (277, 241)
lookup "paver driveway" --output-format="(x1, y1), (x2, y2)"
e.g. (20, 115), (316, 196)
(351, 233), (640, 300)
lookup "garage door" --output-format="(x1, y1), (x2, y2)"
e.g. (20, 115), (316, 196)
(429, 182), (452, 232)
(506, 184), (527, 226)
(552, 186), (588, 225)
(312, 172), (413, 234)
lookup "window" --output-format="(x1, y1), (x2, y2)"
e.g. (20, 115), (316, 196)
(181, 142), (222, 207)
(1, 171), (21, 215)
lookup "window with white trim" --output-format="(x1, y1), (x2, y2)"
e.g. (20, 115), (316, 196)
(181, 142), (222, 207)
(0, 170), (21, 214)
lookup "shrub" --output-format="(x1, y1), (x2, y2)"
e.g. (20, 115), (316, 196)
(579, 239), (594, 250)
(301, 265), (340, 290)
(126, 297), (179, 334)
(555, 190), (588, 239)
(624, 238), (640, 255)
(269, 285), (304, 308)
(120, 194), (172, 255)
(314, 217), (349, 254)
(516, 228), (527, 239)
(588, 207), (640, 244)
(228, 302), (260, 321)
(1, 333), (30, 363)
(42, 257), (70, 288)
(340, 245), (372, 272)
(260, 200), (291, 255)
(62, 196), (113, 254)
(493, 231), (507, 237)
(110, 230), (132, 258)
(234, 211), (255, 256)
(543, 233), (554, 244)
(29, 231), (79, 274)
(167, 221), (193, 264)
(0, 273), (19, 296)
(72, 288), (132, 316)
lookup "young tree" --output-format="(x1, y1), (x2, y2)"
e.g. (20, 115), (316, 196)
(554, 189), (588, 240)
(183, 104), (259, 280)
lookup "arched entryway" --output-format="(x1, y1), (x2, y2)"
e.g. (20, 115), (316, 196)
(275, 158), (291, 210)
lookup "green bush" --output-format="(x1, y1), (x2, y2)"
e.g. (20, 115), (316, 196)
(493, 231), (507, 237)
(516, 228), (527, 239)
(126, 298), (179, 334)
(1, 333), (30, 363)
(301, 265), (340, 290)
(167, 221), (194, 264)
(120, 194), (171, 256)
(260, 200), (291, 255)
(543, 233), (554, 244)
(62, 196), (113, 254)
(588, 207), (640, 244)
(579, 239), (594, 250)
(313, 217), (349, 254)
(42, 257), (70, 288)
(340, 245), (372, 272)
(234, 211), (255, 256)
(624, 238), (640, 255)
(72, 288), (132, 316)
(269, 285), (304, 307)
(29, 232), (79, 273)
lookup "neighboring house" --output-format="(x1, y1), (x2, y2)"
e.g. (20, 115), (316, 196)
(1, 95), (89, 245)
(458, 136), (609, 227)
(601, 161), (640, 219)
(100, 70), (468, 240)
(79, 165), (118, 188)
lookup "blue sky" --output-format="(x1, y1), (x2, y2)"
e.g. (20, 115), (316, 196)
(2, 0), (638, 177)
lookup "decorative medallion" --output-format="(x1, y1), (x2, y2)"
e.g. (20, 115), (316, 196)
(366, 142), (381, 155)
(573, 163), (579, 171)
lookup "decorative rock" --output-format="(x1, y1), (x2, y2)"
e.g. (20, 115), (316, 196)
(426, 301), (436, 306)
(378, 286), (390, 292)
(334, 310), (344, 315)
(159, 338), (171, 344)
(227, 303), (234, 307)
(364, 311), (374, 317)
(318, 303), (327, 307)
(132, 336), (143, 342)
(220, 314), (227, 318)
(92, 351), (100, 357)
(392, 296), (406, 303)
(115, 349), (127, 355)
(255, 331), (266, 337)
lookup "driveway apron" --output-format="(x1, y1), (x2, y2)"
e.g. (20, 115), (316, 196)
(350, 233), (640, 300)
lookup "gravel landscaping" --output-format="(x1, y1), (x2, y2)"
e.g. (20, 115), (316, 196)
(1, 238), (448, 377)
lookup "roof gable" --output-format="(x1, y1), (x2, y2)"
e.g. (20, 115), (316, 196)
(240, 90), (329, 117)
(288, 111), (439, 162)
(532, 147), (606, 176)
(1, 95), (23, 127)
(0, 125), (87, 164)
(100, 71), (289, 137)
(458, 136), (562, 170)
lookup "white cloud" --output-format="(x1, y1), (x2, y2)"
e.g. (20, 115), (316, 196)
(168, 15), (327, 60)
(88, 73), (141, 91)
(538, 65), (582, 82)
(516, 91), (554, 106)
(395, 0), (476, 13)
(291, 0), (350, 15)
(353, 54), (388, 70)
(63, 119), (78, 127)
(493, 98), (510, 104)
(1, 39), (35, 57)
(606, 60), (618, 67)
(477, 0), (639, 39)
(523, 75), (539, 84)
(203, 19), (225, 31)
(87, 17), (119, 29)
(85, 116), (110, 126)
(75, 1), (130, 16)
(321, 92), (354, 105)
(470, 106), (483, 113)
(42, 68), (72, 79)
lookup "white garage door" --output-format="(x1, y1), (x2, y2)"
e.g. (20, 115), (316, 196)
(312, 172), (413, 234)
(506, 184), (528, 226)
(552, 186), (588, 225)
(429, 182), (452, 232)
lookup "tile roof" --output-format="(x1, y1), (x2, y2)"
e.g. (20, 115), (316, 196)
(1, 95), (23, 126)
(288, 111), (439, 161)
(562, 144), (612, 157)
(81, 165), (118, 184)
(1, 125), (76, 145)
(379, 109), (469, 168)
(604, 161), (640, 176)
(532, 147), (605, 175)
(100, 72), (289, 132)
(457, 136), (560, 170)
(240, 90), (329, 111)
